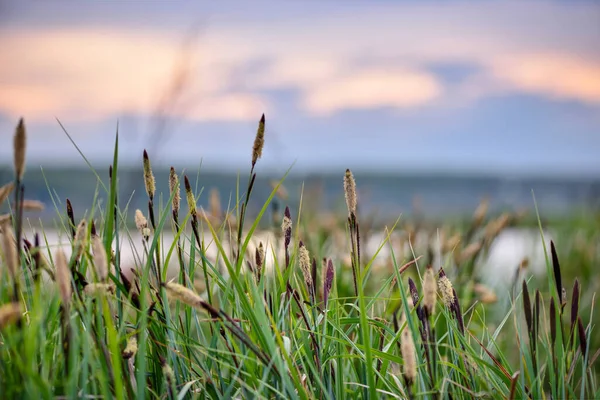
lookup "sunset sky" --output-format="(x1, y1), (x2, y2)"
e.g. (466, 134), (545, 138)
(1, 1), (599, 176)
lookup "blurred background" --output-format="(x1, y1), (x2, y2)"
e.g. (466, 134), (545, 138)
(0, 1), (599, 221)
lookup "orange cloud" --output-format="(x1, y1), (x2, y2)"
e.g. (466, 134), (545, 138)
(302, 68), (442, 115)
(491, 54), (600, 103)
(0, 29), (264, 123)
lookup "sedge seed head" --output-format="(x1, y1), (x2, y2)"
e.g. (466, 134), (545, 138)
(55, 248), (72, 305)
(91, 235), (108, 282)
(437, 268), (455, 308)
(0, 182), (15, 207)
(134, 210), (150, 239)
(143, 150), (155, 201)
(251, 114), (265, 168)
(13, 118), (26, 180)
(423, 265), (437, 315)
(169, 167), (180, 216)
(298, 241), (313, 291)
(122, 336), (138, 359)
(0, 303), (22, 329)
(0, 220), (18, 281)
(184, 176), (196, 215)
(343, 169), (357, 218)
(164, 282), (203, 308)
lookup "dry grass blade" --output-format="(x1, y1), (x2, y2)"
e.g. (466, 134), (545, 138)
(0, 182), (15, 206)
(20, 200), (45, 211)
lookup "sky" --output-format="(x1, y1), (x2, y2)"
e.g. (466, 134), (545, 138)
(0, 1), (599, 177)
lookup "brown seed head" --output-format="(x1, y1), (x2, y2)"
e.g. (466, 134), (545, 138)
(55, 248), (72, 305)
(282, 206), (292, 247)
(0, 220), (18, 281)
(251, 114), (265, 168)
(143, 150), (155, 201)
(21, 199), (45, 211)
(0, 182), (15, 206)
(122, 336), (138, 359)
(83, 283), (115, 296)
(437, 268), (455, 308)
(0, 303), (22, 329)
(324, 259), (335, 308)
(164, 281), (203, 308)
(184, 176), (196, 215)
(423, 265), (437, 315)
(169, 167), (180, 216)
(343, 169), (357, 218)
(134, 210), (150, 239)
(91, 235), (108, 282)
(74, 219), (88, 259)
(298, 241), (313, 293)
(14, 118), (27, 180)
(400, 313), (417, 383)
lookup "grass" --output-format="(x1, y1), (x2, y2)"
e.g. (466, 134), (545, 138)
(0, 116), (598, 399)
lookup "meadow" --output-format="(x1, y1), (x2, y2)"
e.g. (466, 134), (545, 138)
(0, 116), (598, 399)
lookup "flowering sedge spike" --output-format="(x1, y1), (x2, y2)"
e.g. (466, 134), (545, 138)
(343, 169), (357, 219)
(135, 209), (150, 240)
(423, 265), (437, 316)
(55, 248), (72, 305)
(184, 176), (196, 216)
(437, 268), (454, 308)
(13, 118), (27, 180)
(169, 167), (180, 217)
(298, 241), (313, 298)
(0, 220), (18, 281)
(91, 235), (108, 282)
(324, 259), (335, 308)
(251, 114), (265, 169)
(143, 150), (155, 202)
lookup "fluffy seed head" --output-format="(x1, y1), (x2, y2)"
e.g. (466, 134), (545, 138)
(74, 219), (88, 259)
(282, 206), (292, 247)
(0, 220), (18, 281)
(135, 210), (150, 239)
(122, 336), (138, 359)
(251, 114), (265, 168)
(164, 282), (203, 308)
(84, 283), (115, 296)
(91, 235), (108, 282)
(184, 176), (196, 215)
(437, 268), (455, 308)
(0, 303), (22, 329)
(143, 150), (155, 201)
(55, 248), (72, 305)
(343, 169), (357, 218)
(13, 118), (27, 180)
(298, 241), (313, 293)
(169, 167), (180, 216)
(324, 259), (335, 308)
(400, 313), (417, 383)
(0, 182), (15, 206)
(423, 265), (437, 315)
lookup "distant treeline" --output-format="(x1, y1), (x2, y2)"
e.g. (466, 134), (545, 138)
(1, 166), (598, 224)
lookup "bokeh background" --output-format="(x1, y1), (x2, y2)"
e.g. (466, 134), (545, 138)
(0, 1), (599, 220)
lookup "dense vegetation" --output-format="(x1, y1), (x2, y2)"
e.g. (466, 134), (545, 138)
(1, 117), (598, 399)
